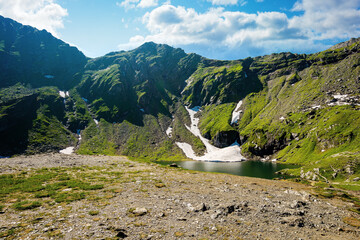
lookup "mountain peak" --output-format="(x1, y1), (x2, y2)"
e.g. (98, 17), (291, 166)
(329, 37), (360, 50)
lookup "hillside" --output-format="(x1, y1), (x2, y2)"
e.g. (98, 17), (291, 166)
(0, 15), (360, 181)
(0, 16), (87, 89)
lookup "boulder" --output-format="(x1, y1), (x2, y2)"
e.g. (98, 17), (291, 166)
(132, 208), (148, 216)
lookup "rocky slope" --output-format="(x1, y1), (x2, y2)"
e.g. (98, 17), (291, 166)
(0, 154), (360, 239)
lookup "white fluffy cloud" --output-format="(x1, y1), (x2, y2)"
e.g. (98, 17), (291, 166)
(118, 35), (146, 50)
(138, 0), (158, 8)
(117, 0), (158, 9)
(291, 0), (360, 40)
(119, 1), (360, 59)
(0, 0), (67, 37)
(137, 5), (303, 51)
(207, 0), (238, 5)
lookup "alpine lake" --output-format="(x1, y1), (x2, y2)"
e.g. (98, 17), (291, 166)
(159, 160), (299, 180)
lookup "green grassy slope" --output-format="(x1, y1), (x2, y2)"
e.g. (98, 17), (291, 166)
(233, 40), (360, 179)
(0, 16), (87, 89)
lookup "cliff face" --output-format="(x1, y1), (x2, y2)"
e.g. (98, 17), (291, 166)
(1, 15), (360, 179)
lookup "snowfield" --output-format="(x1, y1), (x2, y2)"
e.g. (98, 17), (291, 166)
(175, 106), (245, 162)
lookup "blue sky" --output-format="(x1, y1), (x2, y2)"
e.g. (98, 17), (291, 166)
(0, 0), (359, 59)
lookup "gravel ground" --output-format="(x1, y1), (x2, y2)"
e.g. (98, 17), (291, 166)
(0, 154), (359, 239)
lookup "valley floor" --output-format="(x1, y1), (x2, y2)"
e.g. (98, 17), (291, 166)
(0, 154), (360, 239)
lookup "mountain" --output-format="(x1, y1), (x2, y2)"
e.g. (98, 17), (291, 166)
(0, 15), (359, 181)
(0, 16), (86, 155)
(0, 15), (87, 89)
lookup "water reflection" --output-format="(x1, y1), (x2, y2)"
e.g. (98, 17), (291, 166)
(160, 161), (298, 180)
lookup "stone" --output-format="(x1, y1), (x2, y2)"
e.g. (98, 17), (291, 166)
(280, 216), (305, 227)
(194, 203), (210, 212)
(290, 200), (306, 209)
(353, 177), (360, 182)
(345, 165), (354, 174)
(169, 163), (178, 168)
(132, 208), (148, 216)
(116, 230), (127, 239)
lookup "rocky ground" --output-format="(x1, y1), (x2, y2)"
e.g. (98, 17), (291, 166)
(0, 154), (360, 239)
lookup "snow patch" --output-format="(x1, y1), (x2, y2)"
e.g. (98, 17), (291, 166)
(327, 94), (358, 106)
(231, 100), (243, 125)
(176, 106), (246, 162)
(59, 91), (66, 98)
(176, 141), (245, 162)
(59, 147), (74, 155)
(166, 117), (175, 138)
(279, 116), (285, 121)
(94, 119), (99, 125)
(333, 94), (348, 100)
(166, 126), (173, 138)
(59, 91), (69, 98)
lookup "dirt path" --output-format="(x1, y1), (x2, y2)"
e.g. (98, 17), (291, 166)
(0, 154), (359, 239)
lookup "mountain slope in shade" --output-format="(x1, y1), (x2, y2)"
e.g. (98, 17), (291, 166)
(0, 15), (87, 89)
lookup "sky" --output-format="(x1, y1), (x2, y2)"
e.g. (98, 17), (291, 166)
(0, 0), (359, 60)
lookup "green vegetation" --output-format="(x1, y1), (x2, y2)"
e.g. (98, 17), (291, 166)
(183, 61), (262, 107)
(233, 45), (360, 181)
(65, 90), (92, 132)
(89, 210), (100, 216)
(78, 114), (187, 162)
(13, 200), (42, 210)
(199, 103), (235, 139)
(0, 83), (35, 104)
(0, 167), (107, 211)
(0, 16), (86, 89)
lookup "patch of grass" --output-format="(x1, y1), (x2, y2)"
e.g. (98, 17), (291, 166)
(336, 184), (360, 191)
(199, 103), (236, 139)
(313, 187), (335, 198)
(174, 232), (184, 237)
(34, 191), (51, 198)
(349, 207), (360, 215)
(0, 228), (16, 238)
(0, 172), (57, 197)
(0, 167), (108, 208)
(154, 183), (166, 188)
(64, 180), (104, 190)
(54, 192), (86, 203)
(88, 210), (99, 216)
(343, 217), (360, 227)
(13, 200), (42, 210)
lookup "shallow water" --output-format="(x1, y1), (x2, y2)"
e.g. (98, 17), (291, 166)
(159, 160), (298, 179)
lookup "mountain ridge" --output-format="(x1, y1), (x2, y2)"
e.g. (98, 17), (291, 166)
(0, 15), (360, 181)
